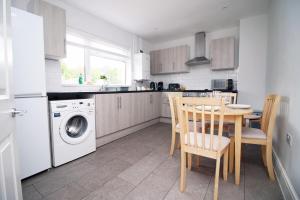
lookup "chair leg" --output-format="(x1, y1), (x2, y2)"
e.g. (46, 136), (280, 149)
(187, 153), (192, 170)
(176, 133), (181, 149)
(214, 157), (221, 200)
(229, 137), (234, 173)
(261, 145), (267, 167)
(223, 148), (228, 181)
(169, 128), (176, 156)
(266, 145), (275, 181)
(195, 156), (201, 168)
(180, 150), (187, 192)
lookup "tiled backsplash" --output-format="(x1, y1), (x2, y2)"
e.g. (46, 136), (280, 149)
(150, 65), (238, 90)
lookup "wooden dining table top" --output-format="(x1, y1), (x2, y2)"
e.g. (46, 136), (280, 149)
(192, 106), (253, 116)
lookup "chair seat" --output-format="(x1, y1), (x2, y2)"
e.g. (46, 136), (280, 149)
(184, 132), (230, 151)
(229, 127), (267, 139)
(176, 121), (202, 130)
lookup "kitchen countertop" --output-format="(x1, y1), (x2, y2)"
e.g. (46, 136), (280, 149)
(47, 89), (238, 100)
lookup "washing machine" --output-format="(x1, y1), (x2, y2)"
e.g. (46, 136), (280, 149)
(49, 99), (96, 167)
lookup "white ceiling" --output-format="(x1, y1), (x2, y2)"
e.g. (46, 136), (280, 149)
(59, 0), (269, 43)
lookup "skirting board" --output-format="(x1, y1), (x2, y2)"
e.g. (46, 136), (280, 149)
(159, 117), (171, 124)
(273, 150), (299, 200)
(96, 118), (160, 147)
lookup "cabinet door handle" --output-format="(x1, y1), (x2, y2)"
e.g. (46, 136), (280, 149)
(117, 96), (120, 110)
(120, 97), (122, 109)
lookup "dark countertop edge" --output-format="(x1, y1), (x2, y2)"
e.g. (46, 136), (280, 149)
(47, 89), (238, 96)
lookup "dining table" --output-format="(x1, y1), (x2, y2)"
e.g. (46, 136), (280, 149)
(193, 105), (253, 185)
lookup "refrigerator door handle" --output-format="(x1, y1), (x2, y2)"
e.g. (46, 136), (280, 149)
(10, 108), (26, 117)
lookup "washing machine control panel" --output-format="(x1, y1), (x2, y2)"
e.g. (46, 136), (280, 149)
(50, 99), (95, 112)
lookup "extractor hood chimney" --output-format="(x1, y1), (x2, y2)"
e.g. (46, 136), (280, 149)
(185, 32), (210, 66)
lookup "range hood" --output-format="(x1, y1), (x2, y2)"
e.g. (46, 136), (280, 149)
(185, 32), (210, 66)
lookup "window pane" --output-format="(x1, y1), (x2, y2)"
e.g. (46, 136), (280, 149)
(61, 45), (85, 84)
(89, 55), (126, 85)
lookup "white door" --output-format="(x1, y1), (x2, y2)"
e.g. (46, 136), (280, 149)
(0, 0), (23, 199)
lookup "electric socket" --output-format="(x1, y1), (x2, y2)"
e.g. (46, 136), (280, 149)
(286, 133), (292, 147)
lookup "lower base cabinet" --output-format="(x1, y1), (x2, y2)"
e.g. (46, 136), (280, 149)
(95, 92), (161, 138)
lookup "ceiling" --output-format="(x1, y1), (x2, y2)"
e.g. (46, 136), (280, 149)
(59, 0), (269, 43)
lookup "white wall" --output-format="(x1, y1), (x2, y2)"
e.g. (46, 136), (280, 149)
(238, 15), (268, 110)
(150, 27), (239, 90)
(267, 0), (300, 197)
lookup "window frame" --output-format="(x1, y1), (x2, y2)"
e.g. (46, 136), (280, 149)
(61, 28), (131, 87)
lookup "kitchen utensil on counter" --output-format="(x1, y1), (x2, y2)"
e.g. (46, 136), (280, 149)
(168, 83), (181, 91)
(157, 82), (164, 91)
(150, 82), (157, 90)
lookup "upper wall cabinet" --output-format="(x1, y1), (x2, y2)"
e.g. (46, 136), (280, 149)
(210, 37), (236, 70)
(28, 0), (66, 60)
(150, 45), (190, 75)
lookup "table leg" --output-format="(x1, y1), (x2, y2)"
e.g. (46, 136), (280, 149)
(234, 116), (242, 185)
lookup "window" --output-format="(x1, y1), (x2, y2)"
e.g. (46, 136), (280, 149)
(61, 31), (130, 86)
(61, 45), (85, 84)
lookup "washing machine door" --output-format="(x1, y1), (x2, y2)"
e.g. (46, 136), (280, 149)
(59, 111), (91, 145)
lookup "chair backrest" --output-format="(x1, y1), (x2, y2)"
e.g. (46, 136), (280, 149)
(261, 95), (281, 140)
(209, 92), (237, 104)
(176, 97), (225, 153)
(167, 92), (182, 127)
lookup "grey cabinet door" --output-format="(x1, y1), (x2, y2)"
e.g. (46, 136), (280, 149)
(118, 93), (132, 130)
(131, 93), (145, 125)
(175, 45), (189, 72)
(144, 93), (152, 121)
(153, 92), (161, 118)
(28, 0), (66, 60)
(95, 94), (119, 137)
(210, 37), (235, 70)
(150, 51), (156, 74)
(150, 45), (190, 74)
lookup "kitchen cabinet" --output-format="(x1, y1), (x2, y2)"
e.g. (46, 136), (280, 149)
(150, 45), (190, 75)
(96, 92), (161, 138)
(161, 92), (171, 118)
(28, 0), (66, 60)
(144, 92), (161, 121)
(118, 93), (132, 130)
(150, 50), (161, 74)
(95, 94), (119, 137)
(210, 37), (236, 70)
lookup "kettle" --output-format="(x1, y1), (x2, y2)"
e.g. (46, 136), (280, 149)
(150, 82), (157, 90)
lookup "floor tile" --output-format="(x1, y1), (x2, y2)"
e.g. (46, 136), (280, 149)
(204, 174), (245, 200)
(164, 170), (211, 200)
(124, 173), (176, 200)
(34, 162), (96, 196)
(22, 185), (42, 200)
(43, 183), (90, 200)
(118, 151), (167, 186)
(75, 158), (132, 192)
(82, 177), (134, 200)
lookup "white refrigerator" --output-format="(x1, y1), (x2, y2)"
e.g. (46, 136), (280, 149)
(12, 8), (51, 179)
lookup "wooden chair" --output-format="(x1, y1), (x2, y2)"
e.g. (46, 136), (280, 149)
(176, 97), (229, 200)
(208, 92), (237, 132)
(229, 95), (281, 180)
(209, 92), (237, 104)
(168, 93), (202, 156)
(168, 92), (183, 156)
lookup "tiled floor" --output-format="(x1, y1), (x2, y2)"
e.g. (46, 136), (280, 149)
(22, 123), (284, 200)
